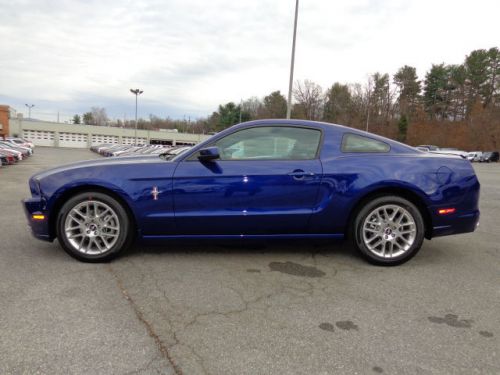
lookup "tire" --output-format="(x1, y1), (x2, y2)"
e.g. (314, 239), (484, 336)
(352, 196), (425, 266)
(56, 191), (134, 262)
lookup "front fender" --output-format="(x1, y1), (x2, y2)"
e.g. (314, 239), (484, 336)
(42, 179), (139, 241)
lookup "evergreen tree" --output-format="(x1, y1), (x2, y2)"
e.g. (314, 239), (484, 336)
(216, 102), (249, 130)
(423, 64), (450, 119)
(323, 83), (352, 124)
(483, 47), (500, 107)
(262, 91), (287, 118)
(82, 112), (94, 125)
(370, 73), (392, 122)
(398, 114), (408, 141)
(393, 65), (421, 116)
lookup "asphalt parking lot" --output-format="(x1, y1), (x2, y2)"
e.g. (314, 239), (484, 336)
(1, 147), (499, 375)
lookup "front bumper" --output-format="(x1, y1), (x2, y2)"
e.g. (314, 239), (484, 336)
(22, 197), (53, 242)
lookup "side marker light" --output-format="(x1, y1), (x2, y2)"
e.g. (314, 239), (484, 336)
(438, 208), (456, 215)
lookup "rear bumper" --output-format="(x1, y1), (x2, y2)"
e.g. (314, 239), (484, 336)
(431, 209), (480, 238)
(22, 197), (53, 242)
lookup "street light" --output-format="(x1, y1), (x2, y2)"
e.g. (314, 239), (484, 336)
(130, 89), (143, 145)
(286, 0), (299, 119)
(25, 104), (35, 119)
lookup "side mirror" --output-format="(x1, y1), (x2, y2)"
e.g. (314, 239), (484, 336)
(198, 146), (220, 162)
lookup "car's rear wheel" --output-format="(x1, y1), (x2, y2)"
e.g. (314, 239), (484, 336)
(353, 196), (425, 266)
(56, 192), (133, 262)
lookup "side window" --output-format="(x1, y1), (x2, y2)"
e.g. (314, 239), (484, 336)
(341, 133), (390, 153)
(213, 126), (321, 160)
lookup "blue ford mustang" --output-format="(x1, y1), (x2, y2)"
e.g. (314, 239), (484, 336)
(23, 120), (480, 265)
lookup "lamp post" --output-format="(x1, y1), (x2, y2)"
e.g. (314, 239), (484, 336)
(25, 104), (35, 119)
(286, 0), (299, 119)
(130, 89), (143, 145)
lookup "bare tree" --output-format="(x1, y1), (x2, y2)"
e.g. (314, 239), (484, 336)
(293, 80), (324, 120)
(91, 107), (109, 126)
(241, 97), (262, 120)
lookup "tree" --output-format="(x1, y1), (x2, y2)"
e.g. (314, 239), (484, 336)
(241, 97), (262, 120)
(72, 114), (81, 124)
(423, 64), (450, 119)
(464, 49), (489, 111)
(398, 114), (409, 141)
(262, 91), (287, 118)
(483, 47), (500, 108)
(370, 72), (393, 122)
(393, 65), (421, 116)
(293, 80), (323, 120)
(323, 83), (352, 124)
(91, 107), (108, 126)
(447, 64), (467, 120)
(207, 111), (220, 132)
(461, 48), (500, 114)
(214, 102), (250, 130)
(82, 112), (94, 125)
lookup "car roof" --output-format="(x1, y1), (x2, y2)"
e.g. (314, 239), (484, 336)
(227, 119), (415, 151)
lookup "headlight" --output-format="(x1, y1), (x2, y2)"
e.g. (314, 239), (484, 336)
(29, 177), (41, 196)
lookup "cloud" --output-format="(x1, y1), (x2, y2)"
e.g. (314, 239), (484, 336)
(0, 0), (498, 120)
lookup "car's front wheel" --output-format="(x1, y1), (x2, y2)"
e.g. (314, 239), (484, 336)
(56, 192), (133, 262)
(353, 196), (425, 266)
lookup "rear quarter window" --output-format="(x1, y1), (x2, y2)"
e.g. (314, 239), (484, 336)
(341, 133), (390, 153)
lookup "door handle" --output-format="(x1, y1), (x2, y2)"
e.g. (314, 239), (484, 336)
(288, 170), (315, 179)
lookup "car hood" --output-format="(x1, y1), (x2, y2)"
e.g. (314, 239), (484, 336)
(29, 154), (181, 201)
(32, 155), (164, 181)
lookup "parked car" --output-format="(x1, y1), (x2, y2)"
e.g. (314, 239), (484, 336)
(480, 151), (499, 163)
(417, 144), (439, 151)
(432, 148), (468, 159)
(6, 137), (35, 150)
(416, 145), (467, 158)
(0, 141), (32, 158)
(0, 150), (16, 165)
(24, 120), (480, 266)
(416, 146), (430, 152)
(101, 145), (138, 157)
(0, 153), (7, 167)
(90, 143), (185, 158)
(159, 145), (191, 157)
(467, 151), (483, 162)
(0, 144), (23, 161)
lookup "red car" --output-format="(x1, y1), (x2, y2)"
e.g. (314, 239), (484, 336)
(0, 148), (19, 163)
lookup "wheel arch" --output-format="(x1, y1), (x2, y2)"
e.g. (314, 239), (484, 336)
(346, 186), (433, 240)
(48, 184), (138, 240)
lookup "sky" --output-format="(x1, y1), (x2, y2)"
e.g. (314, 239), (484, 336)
(0, 0), (498, 122)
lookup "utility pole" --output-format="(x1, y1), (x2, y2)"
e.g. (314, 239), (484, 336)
(25, 104), (35, 119)
(130, 89), (143, 145)
(286, 0), (299, 119)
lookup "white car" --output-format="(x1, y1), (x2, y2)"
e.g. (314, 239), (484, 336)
(6, 137), (34, 150)
(430, 148), (468, 159)
(467, 151), (483, 162)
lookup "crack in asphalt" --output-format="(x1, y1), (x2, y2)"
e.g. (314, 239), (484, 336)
(107, 264), (183, 375)
(135, 260), (209, 374)
(122, 353), (162, 375)
(105, 256), (387, 375)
